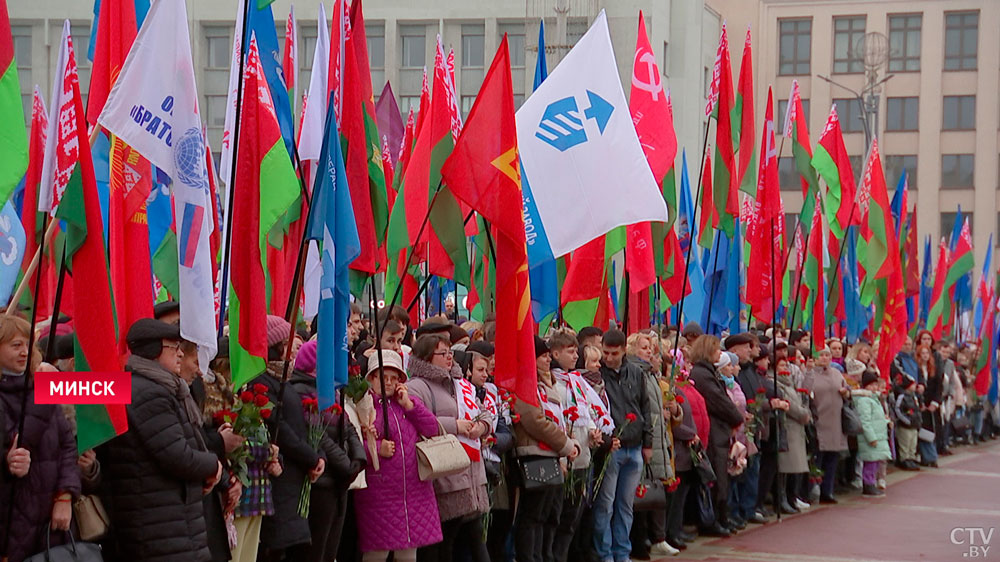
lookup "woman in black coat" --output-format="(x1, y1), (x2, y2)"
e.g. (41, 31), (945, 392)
(1, 316), (80, 562)
(99, 319), (222, 562)
(665, 386), (699, 551)
(686, 335), (743, 535)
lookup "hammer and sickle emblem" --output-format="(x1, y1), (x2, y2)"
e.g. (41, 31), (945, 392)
(631, 49), (662, 101)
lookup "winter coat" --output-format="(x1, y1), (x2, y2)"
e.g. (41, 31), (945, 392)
(853, 390), (892, 462)
(671, 387), (699, 472)
(551, 368), (599, 469)
(894, 391), (921, 429)
(641, 366), (673, 481)
(289, 371), (367, 489)
(805, 365), (848, 452)
(722, 375), (755, 457)
(406, 357), (491, 521)
(600, 360), (653, 449)
(253, 364), (325, 550)
(688, 361), (743, 454)
(0, 374), (81, 562)
(891, 352), (919, 384)
(511, 390), (577, 460)
(737, 363), (775, 446)
(354, 392), (443, 552)
(98, 358), (219, 562)
(682, 381), (711, 448)
(776, 373), (810, 473)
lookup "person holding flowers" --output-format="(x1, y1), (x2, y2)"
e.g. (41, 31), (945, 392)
(354, 350), (442, 562)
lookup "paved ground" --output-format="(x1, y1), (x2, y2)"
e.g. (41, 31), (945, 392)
(656, 439), (1000, 562)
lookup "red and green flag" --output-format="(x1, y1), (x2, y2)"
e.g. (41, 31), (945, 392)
(974, 289), (995, 395)
(698, 149), (717, 249)
(813, 104), (857, 239)
(229, 39), (300, 388)
(801, 193), (826, 350)
(927, 239), (949, 338)
(709, 23), (738, 239)
(20, 87), (59, 318)
(282, 6), (297, 118)
(51, 30), (126, 451)
(856, 138), (894, 306)
(734, 25), (756, 196)
(784, 80), (820, 228)
(746, 87), (784, 325)
(0, 0), (28, 204)
(561, 235), (615, 331)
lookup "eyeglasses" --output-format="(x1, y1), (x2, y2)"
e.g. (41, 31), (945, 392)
(162, 342), (181, 352)
(433, 350), (454, 357)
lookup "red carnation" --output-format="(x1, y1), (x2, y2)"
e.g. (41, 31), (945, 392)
(635, 484), (647, 499)
(327, 403), (344, 415)
(260, 408), (272, 419)
(239, 390), (254, 403)
(796, 388), (810, 394)
(746, 399), (756, 405)
(755, 387), (766, 394)
(253, 384), (268, 395)
(675, 394), (685, 404)
(254, 394), (269, 407)
(625, 413), (637, 423)
(511, 412), (522, 424)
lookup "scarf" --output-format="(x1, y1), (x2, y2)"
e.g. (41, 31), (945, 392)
(720, 373), (736, 389)
(128, 355), (207, 451)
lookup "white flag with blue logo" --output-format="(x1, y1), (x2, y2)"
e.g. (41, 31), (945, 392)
(97, 0), (217, 371)
(516, 10), (667, 259)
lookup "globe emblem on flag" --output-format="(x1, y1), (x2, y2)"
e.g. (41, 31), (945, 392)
(174, 127), (208, 191)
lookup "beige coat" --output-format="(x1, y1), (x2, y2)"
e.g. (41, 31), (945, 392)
(777, 373), (810, 473)
(805, 366), (848, 452)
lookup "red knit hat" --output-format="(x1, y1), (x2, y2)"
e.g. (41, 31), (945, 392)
(266, 315), (291, 347)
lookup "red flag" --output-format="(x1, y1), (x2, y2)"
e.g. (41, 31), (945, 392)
(21, 87), (57, 318)
(87, 0), (137, 127)
(808, 198), (826, 350)
(735, 26), (755, 194)
(440, 36), (537, 407)
(327, 0), (346, 124)
(698, 149), (717, 248)
(904, 209), (920, 298)
(711, 24), (738, 235)
(746, 88), (783, 324)
(929, 239), (949, 339)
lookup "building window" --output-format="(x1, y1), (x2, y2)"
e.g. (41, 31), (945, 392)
(833, 16), (865, 74)
(400, 95), (420, 117)
(886, 97), (918, 131)
(204, 26), (231, 69)
(888, 14), (921, 72)
(400, 25), (426, 69)
(884, 155), (917, 189)
(461, 95), (476, 118)
(941, 212), (971, 239)
(778, 18), (811, 76)
(299, 27), (317, 71)
(368, 24), (385, 70)
(944, 11), (978, 71)
(777, 99), (810, 133)
(833, 98), (864, 133)
(461, 24), (485, 68)
(662, 41), (669, 76)
(500, 24), (526, 68)
(942, 95), (975, 130)
(566, 18), (588, 46)
(779, 157), (799, 192)
(784, 213), (799, 247)
(205, 95), (227, 128)
(941, 154), (974, 188)
(848, 155), (863, 177)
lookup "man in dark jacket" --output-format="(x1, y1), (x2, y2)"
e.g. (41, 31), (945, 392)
(725, 333), (768, 525)
(100, 318), (222, 562)
(593, 329), (652, 562)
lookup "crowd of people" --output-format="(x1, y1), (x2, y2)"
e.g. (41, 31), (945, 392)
(2, 301), (999, 562)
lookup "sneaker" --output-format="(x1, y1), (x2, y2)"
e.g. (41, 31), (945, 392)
(748, 511), (768, 524)
(794, 498), (811, 510)
(877, 478), (886, 489)
(650, 541), (680, 556)
(862, 484), (885, 497)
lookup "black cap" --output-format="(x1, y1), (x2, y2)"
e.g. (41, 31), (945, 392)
(535, 335), (550, 358)
(415, 321), (451, 340)
(153, 300), (180, 321)
(861, 371), (881, 388)
(724, 332), (755, 350)
(467, 341), (495, 357)
(127, 318), (181, 358)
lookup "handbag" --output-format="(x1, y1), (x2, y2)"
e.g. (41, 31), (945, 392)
(415, 420), (471, 481)
(694, 481), (715, 528)
(841, 399), (863, 437)
(691, 442), (716, 484)
(25, 526), (103, 562)
(633, 466), (668, 512)
(951, 414), (971, 434)
(73, 495), (110, 542)
(516, 456), (563, 489)
(918, 428), (936, 442)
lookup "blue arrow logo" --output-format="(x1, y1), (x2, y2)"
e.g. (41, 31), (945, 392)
(535, 91), (614, 152)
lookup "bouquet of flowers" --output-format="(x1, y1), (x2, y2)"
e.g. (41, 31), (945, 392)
(743, 387), (768, 448)
(562, 405), (584, 499)
(592, 412), (637, 498)
(298, 396), (343, 518)
(213, 383), (273, 488)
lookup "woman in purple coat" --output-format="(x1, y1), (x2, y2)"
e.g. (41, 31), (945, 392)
(355, 350), (443, 562)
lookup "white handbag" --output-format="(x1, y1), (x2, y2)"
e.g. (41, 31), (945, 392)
(415, 420), (471, 481)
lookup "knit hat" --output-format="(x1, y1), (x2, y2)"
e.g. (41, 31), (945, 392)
(366, 349), (406, 380)
(295, 340), (318, 374)
(535, 335), (550, 358)
(861, 371), (880, 388)
(682, 322), (703, 340)
(715, 352), (732, 370)
(266, 315), (291, 347)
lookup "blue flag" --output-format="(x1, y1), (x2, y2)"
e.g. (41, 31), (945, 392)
(526, 19), (560, 327)
(674, 151), (705, 325)
(246, 3), (296, 159)
(974, 235), (993, 337)
(991, 312), (999, 405)
(306, 94), (361, 410)
(950, 207), (973, 313)
(842, 226), (868, 343)
(919, 235), (932, 327)
(726, 219), (743, 334)
(0, 202), (25, 304)
(889, 171), (906, 239)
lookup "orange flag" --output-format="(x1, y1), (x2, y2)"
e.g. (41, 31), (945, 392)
(440, 36), (537, 407)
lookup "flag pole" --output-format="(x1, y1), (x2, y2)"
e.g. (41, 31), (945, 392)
(769, 215), (781, 522)
(669, 120), (712, 378)
(703, 232), (722, 333)
(1, 211), (50, 562)
(217, 0), (253, 339)
(369, 278), (391, 437)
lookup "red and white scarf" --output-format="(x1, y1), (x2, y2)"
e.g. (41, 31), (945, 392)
(454, 377), (483, 461)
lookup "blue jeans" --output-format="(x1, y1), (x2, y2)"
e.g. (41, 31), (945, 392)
(592, 446), (643, 562)
(729, 453), (760, 520)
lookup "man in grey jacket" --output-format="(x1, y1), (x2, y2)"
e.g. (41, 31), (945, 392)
(593, 329), (652, 562)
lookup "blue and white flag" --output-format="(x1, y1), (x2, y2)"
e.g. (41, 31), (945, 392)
(675, 151), (705, 325)
(307, 92), (361, 409)
(98, 0), (217, 371)
(516, 11), (667, 260)
(0, 202), (25, 304)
